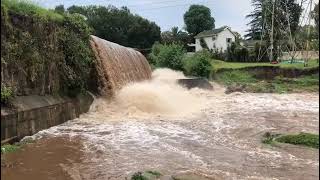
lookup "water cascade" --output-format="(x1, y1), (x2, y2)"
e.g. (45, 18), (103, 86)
(90, 35), (152, 97)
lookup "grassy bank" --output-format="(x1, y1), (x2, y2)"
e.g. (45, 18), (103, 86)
(212, 59), (319, 93)
(262, 132), (319, 149)
(212, 59), (319, 72)
(1, 0), (95, 99)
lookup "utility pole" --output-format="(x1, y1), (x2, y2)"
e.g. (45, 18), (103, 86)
(269, 0), (276, 62)
(305, 0), (312, 67)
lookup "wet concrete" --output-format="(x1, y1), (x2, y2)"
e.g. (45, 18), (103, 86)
(1, 83), (319, 180)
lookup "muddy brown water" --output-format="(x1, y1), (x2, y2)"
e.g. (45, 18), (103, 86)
(1, 80), (319, 180)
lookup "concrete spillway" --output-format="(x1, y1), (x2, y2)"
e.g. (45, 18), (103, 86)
(90, 35), (152, 97)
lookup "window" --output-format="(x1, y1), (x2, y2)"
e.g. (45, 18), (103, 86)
(226, 38), (232, 43)
(212, 35), (217, 41)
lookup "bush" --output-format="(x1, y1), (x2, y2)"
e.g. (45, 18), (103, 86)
(1, 84), (13, 104)
(275, 132), (319, 149)
(58, 13), (94, 96)
(183, 50), (212, 78)
(1, 2), (94, 97)
(149, 43), (186, 70)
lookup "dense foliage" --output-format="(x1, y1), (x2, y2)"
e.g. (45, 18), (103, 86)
(161, 27), (191, 48)
(1, 0), (95, 98)
(58, 13), (94, 96)
(276, 133), (319, 149)
(183, 50), (212, 78)
(313, 3), (319, 35)
(245, 0), (302, 40)
(149, 43), (186, 70)
(1, 84), (13, 104)
(183, 5), (215, 36)
(65, 5), (161, 49)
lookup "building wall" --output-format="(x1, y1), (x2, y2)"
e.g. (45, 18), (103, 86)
(195, 29), (235, 52)
(215, 30), (235, 51)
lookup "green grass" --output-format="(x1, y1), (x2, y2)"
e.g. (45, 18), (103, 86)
(1, 0), (64, 22)
(262, 132), (319, 149)
(1, 84), (13, 104)
(131, 170), (162, 180)
(275, 133), (319, 149)
(1, 138), (35, 154)
(215, 67), (319, 93)
(211, 59), (319, 72)
(1, 144), (20, 154)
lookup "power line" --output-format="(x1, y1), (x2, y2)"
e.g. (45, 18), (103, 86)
(130, 1), (212, 12)
(126, 0), (189, 8)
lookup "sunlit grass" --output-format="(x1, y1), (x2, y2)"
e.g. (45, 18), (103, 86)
(211, 59), (319, 72)
(1, 0), (64, 22)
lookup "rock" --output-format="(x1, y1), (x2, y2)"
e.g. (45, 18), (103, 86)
(177, 78), (213, 90)
(171, 172), (220, 180)
(225, 84), (246, 94)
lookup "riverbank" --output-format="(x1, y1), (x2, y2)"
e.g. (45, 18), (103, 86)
(211, 60), (319, 93)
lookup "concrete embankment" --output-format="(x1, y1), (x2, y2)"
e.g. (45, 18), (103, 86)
(1, 92), (94, 144)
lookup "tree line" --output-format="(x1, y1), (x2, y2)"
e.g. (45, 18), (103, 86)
(54, 4), (216, 50)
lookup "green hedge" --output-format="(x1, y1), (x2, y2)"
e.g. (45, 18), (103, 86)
(183, 50), (212, 78)
(1, 0), (94, 98)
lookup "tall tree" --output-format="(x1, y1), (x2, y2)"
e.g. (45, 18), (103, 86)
(54, 5), (65, 14)
(66, 5), (161, 49)
(245, 0), (302, 41)
(312, 3), (319, 35)
(183, 5), (215, 36)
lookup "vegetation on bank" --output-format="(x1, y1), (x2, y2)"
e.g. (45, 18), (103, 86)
(1, 0), (95, 99)
(149, 43), (319, 93)
(1, 138), (35, 154)
(131, 171), (162, 180)
(1, 144), (20, 154)
(149, 44), (213, 78)
(262, 132), (319, 149)
(2, 0), (64, 22)
(1, 84), (13, 105)
(215, 70), (319, 93)
(211, 59), (319, 72)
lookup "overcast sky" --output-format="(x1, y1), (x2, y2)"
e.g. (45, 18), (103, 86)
(34, 0), (318, 37)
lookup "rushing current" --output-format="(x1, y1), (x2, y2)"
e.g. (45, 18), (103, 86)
(90, 35), (152, 97)
(1, 38), (319, 180)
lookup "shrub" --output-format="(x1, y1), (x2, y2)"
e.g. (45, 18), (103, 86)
(183, 50), (212, 78)
(210, 48), (226, 60)
(1, 84), (13, 104)
(275, 132), (319, 149)
(1, 2), (94, 97)
(58, 13), (94, 96)
(149, 43), (186, 70)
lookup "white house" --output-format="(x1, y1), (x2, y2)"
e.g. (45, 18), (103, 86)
(194, 26), (236, 52)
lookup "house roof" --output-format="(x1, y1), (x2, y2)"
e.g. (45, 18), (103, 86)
(194, 26), (232, 38)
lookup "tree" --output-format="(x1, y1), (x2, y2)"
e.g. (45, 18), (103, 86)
(183, 5), (215, 36)
(245, 0), (302, 60)
(66, 5), (161, 49)
(312, 3), (319, 35)
(54, 5), (65, 14)
(245, 0), (302, 40)
(149, 43), (186, 70)
(161, 27), (191, 46)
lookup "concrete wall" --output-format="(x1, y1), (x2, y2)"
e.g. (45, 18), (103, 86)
(1, 92), (94, 144)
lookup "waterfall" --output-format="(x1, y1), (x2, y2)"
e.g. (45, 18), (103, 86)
(90, 35), (152, 97)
